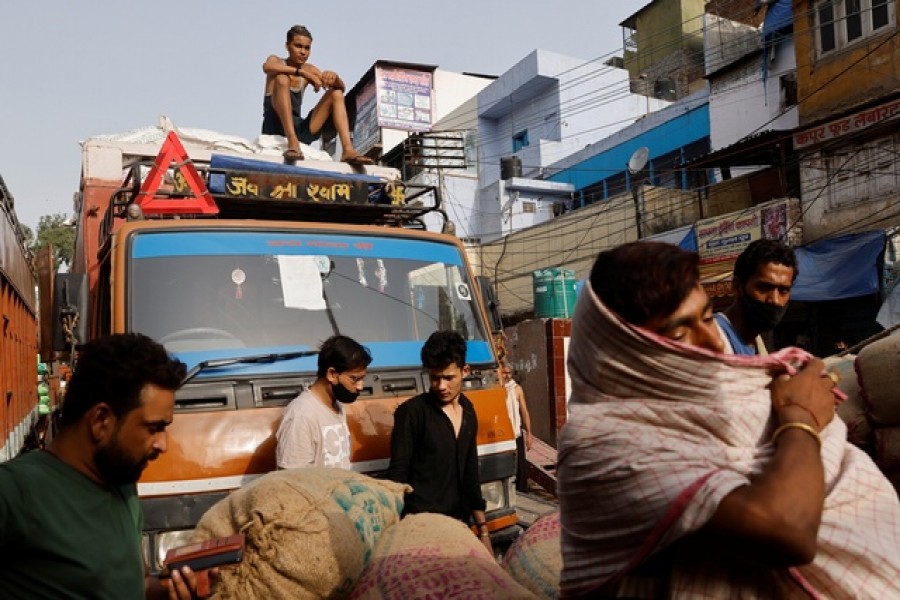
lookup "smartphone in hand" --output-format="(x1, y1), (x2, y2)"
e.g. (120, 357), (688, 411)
(164, 533), (245, 573)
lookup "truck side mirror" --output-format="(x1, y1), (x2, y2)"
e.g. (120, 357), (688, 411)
(475, 275), (502, 333)
(52, 273), (89, 352)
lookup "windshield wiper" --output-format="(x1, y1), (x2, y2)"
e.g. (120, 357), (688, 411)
(181, 350), (319, 385)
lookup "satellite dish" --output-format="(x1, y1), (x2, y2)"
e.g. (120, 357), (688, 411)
(627, 146), (650, 174)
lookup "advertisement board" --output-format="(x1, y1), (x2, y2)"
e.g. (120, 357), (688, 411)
(375, 66), (433, 132)
(697, 198), (799, 300)
(353, 79), (380, 156)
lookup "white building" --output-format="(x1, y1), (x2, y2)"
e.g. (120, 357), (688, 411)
(473, 49), (669, 243)
(704, 8), (798, 179)
(343, 60), (494, 163)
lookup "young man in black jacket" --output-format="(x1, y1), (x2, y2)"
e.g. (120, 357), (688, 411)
(386, 330), (491, 553)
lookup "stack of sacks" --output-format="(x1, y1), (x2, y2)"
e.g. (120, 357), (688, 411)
(823, 354), (872, 450)
(502, 512), (562, 599)
(856, 334), (900, 491)
(192, 468), (410, 599)
(349, 513), (537, 599)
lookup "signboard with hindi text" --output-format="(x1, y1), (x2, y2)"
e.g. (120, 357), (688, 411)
(221, 171), (370, 205)
(793, 97), (900, 149)
(697, 198), (801, 301)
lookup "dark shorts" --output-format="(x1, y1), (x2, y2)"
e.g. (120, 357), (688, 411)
(261, 94), (328, 145)
(296, 116), (318, 145)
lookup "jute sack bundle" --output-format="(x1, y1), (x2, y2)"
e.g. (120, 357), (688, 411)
(823, 354), (872, 448)
(874, 427), (900, 490)
(193, 468), (410, 600)
(502, 512), (562, 599)
(856, 334), (900, 425)
(349, 513), (537, 599)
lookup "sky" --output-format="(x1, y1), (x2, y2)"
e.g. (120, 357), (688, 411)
(1, 0), (647, 231)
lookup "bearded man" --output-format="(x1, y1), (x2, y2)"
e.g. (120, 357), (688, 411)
(716, 239), (797, 355)
(0, 333), (212, 599)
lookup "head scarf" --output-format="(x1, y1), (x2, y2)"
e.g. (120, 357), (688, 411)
(558, 283), (900, 599)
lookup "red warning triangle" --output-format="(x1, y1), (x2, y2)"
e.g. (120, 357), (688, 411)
(134, 131), (219, 215)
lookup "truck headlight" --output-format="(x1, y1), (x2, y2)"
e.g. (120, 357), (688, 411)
(480, 480), (508, 512)
(145, 529), (195, 572)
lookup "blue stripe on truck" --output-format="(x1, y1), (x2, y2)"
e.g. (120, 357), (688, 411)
(132, 232), (463, 265)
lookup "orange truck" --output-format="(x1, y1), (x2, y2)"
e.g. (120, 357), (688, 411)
(59, 131), (519, 572)
(0, 175), (39, 463)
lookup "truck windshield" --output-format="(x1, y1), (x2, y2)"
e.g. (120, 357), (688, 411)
(128, 230), (492, 367)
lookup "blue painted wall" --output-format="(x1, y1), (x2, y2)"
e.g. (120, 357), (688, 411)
(548, 103), (710, 192)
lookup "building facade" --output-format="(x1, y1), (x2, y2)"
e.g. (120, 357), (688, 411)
(793, 0), (900, 241)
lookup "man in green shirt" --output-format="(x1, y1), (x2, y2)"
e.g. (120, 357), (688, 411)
(0, 333), (208, 599)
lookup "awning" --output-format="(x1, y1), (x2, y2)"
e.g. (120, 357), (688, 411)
(683, 129), (793, 170)
(791, 230), (886, 302)
(701, 229), (886, 303)
(641, 224), (696, 250)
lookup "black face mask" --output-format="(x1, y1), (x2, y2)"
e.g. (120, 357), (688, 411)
(739, 294), (788, 332)
(332, 382), (360, 404)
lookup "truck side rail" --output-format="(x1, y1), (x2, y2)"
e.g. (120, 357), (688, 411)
(204, 153), (442, 227)
(98, 155), (447, 252)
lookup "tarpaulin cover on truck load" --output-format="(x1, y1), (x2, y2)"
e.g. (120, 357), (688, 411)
(208, 154), (383, 195)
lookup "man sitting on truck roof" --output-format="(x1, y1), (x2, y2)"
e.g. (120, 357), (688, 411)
(262, 24), (373, 166)
(0, 333), (212, 599)
(276, 335), (372, 470)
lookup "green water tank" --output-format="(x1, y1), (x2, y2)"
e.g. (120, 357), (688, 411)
(533, 268), (578, 318)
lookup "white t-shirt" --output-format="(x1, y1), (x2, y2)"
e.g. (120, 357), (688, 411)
(504, 380), (523, 438)
(275, 389), (351, 469)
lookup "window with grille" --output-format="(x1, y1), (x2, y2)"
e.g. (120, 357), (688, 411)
(822, 135), (899, 209)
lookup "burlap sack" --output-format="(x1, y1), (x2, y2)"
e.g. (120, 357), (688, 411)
(856, 334), (900, 426)
(875, 427), (900, 492)
(502, 512), (562, 599)
(349, 513), (537, 599)
(193, 469), (410, 600)
(823, 354), (872, 448)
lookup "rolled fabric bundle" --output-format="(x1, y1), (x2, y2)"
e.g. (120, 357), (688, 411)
(350, 512), (537, 600)
(823, 354), (872, 448)
(502, 511), (562, 599)
(856, 334), (900, 426)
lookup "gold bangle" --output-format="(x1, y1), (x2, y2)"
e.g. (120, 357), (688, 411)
(771, 422), (821, 449)
(479, 532), (490, 538)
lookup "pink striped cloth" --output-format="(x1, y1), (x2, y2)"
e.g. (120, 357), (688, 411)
(558, 285), (900, 599)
